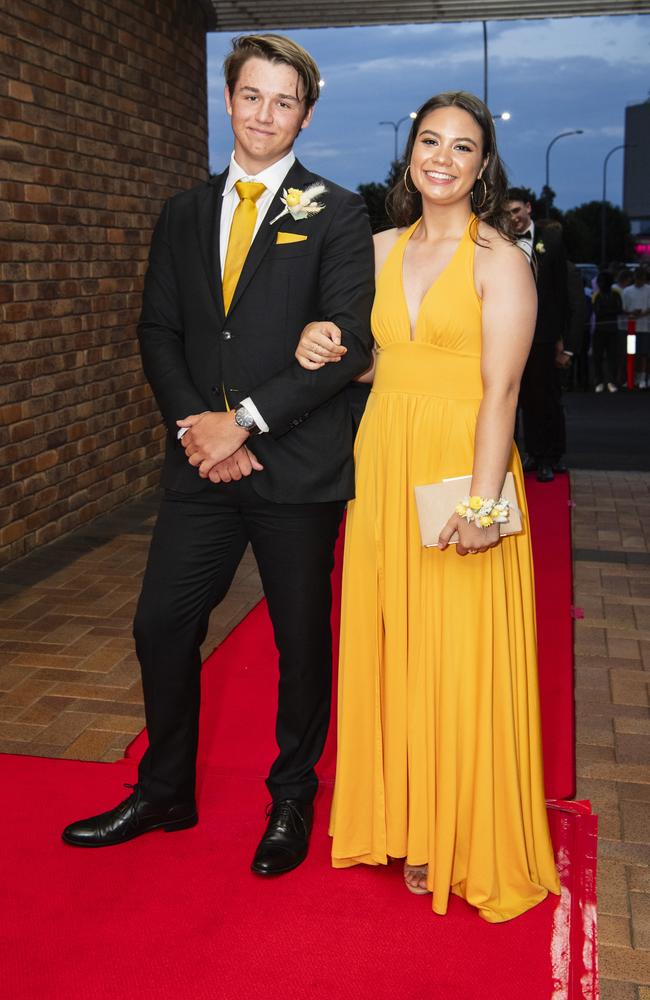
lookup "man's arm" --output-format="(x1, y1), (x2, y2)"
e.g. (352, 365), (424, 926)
(248, 191), (375, 437)
(563, 261), (586, 356)
(548, 233), (571, 361)
(137, 199), (209, 434)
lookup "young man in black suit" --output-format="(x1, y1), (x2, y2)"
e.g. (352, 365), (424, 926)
(63, 35), (374, 875)
(506, 190), (571, 483)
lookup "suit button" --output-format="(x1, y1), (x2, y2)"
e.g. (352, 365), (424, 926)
(222, 330), (232, 340)
(211, 385), (218, 394)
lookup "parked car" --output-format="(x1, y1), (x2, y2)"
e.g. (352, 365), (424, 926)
(574, 263), (599, 289)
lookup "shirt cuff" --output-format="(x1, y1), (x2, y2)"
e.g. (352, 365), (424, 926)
(240, 397), (269, 434)
(177, 427), (189, 440)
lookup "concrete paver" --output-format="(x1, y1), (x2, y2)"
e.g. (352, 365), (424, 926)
(573, 470), (650, 999)
(0, 493), (263, 761)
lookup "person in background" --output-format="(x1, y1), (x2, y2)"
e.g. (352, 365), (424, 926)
(592, 271), (623, 393)
(622, 267), (650, 389)
(505, 197), (570, 482)
(613, 267), (633, 387)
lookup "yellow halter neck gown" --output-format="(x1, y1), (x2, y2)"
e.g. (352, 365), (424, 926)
(329, 216), (560, 922)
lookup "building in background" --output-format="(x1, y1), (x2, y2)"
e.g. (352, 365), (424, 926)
(623, 98), (650, 261)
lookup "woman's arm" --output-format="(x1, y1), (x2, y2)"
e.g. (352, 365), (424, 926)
(439, 231), (537, 555)
(472, 233), (537, 498)
(294, 229), (400, 376)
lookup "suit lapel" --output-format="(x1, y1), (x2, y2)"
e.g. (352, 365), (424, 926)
(196, 170), (227, 321)
(226, 159), (315, 316)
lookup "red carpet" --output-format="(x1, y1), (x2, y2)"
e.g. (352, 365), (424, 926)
(1, 476), (594, 1000)
(525, 474), (576, 800)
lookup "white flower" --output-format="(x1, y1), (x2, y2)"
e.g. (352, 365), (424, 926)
(535, 241), (546, 254)
(269, 183), (327, 225)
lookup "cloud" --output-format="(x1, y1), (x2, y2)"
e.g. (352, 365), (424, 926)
(297, 140), (341, 159)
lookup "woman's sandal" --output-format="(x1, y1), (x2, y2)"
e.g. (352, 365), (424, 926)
(403, 862), (430, 895)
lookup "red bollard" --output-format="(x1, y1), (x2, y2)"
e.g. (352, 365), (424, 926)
(627, 317), (636, 390)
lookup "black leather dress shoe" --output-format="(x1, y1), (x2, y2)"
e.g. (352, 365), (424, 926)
(61, 786), (198, 847)
(251, 799), (313, 876)
(521, 455), (538, 473)
(552, 461), (568, 474)
(536, 465), (555, 483)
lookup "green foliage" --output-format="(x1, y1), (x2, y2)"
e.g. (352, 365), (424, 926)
(563, 201), (633, 264)
(357, 160), (405, 233)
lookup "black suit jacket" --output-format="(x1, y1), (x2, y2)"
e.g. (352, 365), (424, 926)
(532, 227), (569, 344)
(137, 159), (375, 502)
(564, 260), (586, 355)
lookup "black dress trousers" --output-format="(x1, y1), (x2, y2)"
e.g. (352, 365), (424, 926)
(133, 477), (344, 806)
(519, 341), (566, 464)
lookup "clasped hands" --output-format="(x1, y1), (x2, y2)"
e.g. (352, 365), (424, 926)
(176, 411), (263, 484)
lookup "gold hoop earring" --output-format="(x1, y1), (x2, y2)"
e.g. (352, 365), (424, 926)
(471, 176), (488, 210)
(404, 165), (418, 195)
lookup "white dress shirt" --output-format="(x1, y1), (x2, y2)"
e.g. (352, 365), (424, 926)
(516, 220), (535, 262)
(219, 150), (295, 274)
(221, 151), (295, 434)
(178, 150), (295, 440)
(623, 283), (650, 334)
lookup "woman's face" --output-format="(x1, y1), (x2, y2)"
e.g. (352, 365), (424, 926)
(409, 105), (487, 207)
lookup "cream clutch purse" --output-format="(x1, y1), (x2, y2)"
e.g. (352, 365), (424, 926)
(414, 473), (523, 548)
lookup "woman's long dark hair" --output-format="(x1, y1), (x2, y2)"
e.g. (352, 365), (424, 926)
(386, 91), (514, 242)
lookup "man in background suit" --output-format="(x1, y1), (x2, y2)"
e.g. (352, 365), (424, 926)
(506, 190), (571, 482)
(63, 34), (374, 875)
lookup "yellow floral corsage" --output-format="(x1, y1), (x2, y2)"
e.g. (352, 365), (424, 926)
(455, 496), (511, 527)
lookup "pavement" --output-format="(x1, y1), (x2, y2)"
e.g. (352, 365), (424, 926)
(565, 389), (650, 471)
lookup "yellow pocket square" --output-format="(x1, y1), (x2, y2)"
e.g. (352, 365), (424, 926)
(276, 232), (308, 244)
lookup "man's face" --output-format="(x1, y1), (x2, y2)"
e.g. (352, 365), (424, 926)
(224, 57), (313, 173)
(505, 200), (533, 234)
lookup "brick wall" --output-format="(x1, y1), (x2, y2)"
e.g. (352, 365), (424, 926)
(0, 0), (209, 565)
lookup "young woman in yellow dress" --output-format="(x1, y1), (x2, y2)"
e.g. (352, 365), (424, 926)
(295, 91), (560, 922)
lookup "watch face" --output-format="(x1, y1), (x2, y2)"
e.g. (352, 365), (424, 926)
(236, 408), (255, 430)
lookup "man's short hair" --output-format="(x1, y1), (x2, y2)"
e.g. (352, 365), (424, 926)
(507, 187), (532, 205)
(224, 34), (321, 109)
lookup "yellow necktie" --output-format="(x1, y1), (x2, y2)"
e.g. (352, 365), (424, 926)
(222, 180), (266, 313)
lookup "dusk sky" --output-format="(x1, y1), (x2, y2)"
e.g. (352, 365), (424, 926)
(206, 14), (649, 211)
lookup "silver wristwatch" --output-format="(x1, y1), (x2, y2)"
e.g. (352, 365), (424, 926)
(234, 405), (260, 436)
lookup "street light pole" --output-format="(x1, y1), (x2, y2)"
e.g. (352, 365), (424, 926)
(379, 114), (417, 163)
(544, 129), (584, 216)
(482, 21), (488, 106)
(601, 144), (629, 266)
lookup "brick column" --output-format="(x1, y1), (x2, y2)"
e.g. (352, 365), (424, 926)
(0, 0), (209, 565)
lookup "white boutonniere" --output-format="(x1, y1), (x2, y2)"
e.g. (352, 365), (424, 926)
(535, 240), (546, 254)
(269, 183), (327, 225)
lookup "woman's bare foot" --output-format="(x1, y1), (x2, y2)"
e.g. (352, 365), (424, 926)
(404, 862), (430, 895)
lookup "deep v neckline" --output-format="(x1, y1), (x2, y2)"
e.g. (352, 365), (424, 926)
(400, 217), (471, 341)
